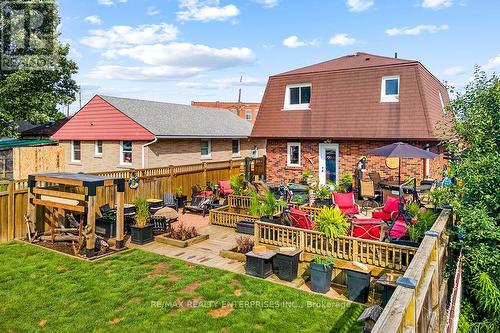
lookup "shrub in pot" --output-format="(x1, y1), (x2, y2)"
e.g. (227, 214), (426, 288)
(249, 190), (286, 224)
(130, 197), (153, 245)
(175, 186), (187, 208)
(301, 170), (314, 185)
(338, 172), (354, 193)
(310, 256), (334, 294)
(315, 206), (349, 239)
(314, 185), (332, 207)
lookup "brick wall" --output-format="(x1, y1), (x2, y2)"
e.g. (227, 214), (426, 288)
(191, 101), (260, 124)
(266, 139), (445, 185)
(60, 138), (266, 173)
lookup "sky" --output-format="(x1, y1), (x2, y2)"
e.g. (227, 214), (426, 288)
(57, 0), (500, 114)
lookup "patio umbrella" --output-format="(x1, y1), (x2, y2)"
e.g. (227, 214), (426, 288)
(366, 142), (438, 184)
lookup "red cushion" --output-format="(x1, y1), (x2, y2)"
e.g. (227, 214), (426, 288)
(339, 205), (359, 215)
(219, 180), (230, 190)
(351, 218), (382, 240)
(389, 220), (408, 239)
(383, 196), (402, 213)
(289, 208), (313, 230)
(221, 188), (234, 195)
(332, 192), (355, 208)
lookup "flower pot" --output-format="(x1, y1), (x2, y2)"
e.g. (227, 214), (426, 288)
(260, 216), (281, 224)
(346, 269), (371, 303)
(235, 220), (255, 235)
(310, 262), (333, 294)
(130, 224), (154, 245)
(177, 195), (187, 209)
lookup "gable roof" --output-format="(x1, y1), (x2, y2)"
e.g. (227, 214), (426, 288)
(251, 52), (451, 141)
(52, 95), (253, 141)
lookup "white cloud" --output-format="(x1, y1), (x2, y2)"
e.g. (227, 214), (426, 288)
(443, 66), (465, 76)
(483, 55), (500, 70)
(329, 33), (356, 46)
(346, 0), (374, 12)
(84, 15), (102, 25)
(97, 0), (127, 5)
(177, 76), (266, 89)
(386, 24), (449, 36)
(177, 0), (239, 22)
(421, 0), (453, 9)
(282, 35), (319, 48)
(102, 43), (255, 68)
(87, 65), (204, 80)
(147, 6), (161, 16)
(253, 0), (279, 8)
(80, 23), (179, 48)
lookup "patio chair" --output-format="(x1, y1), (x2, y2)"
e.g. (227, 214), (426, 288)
(150, 216), (172, 235)
(368, 171), (383, 191)
(162, 193), (178, 211)
(284, 207), (314, 230)
(191, 184), (202, 199)
(99, 204), (114, 216)
(332, 192), (360, 216)
(360, 180), (381, 214)
(182, 195), (215, 217)
(371, 196), (404, 222)
(218, 180), (234, 197)
(350, 218), (383, 241)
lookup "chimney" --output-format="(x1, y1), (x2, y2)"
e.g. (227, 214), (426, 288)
(394, 52), (398, 59)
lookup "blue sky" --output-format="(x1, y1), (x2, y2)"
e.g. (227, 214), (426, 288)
(57, 0), (500, 114)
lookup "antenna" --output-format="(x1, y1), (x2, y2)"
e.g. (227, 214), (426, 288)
(237, 74), (242, 104)
(79, 89), (82, 109)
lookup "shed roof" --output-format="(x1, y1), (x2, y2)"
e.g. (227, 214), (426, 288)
(0, 139), (56, 150)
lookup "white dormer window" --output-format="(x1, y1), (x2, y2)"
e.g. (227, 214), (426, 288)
(438, 91), (446, 113)
(284, 83), (311, 110)
(381, 76), (400, 102)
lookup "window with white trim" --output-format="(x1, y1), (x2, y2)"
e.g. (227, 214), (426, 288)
(120, 140), (133, 165)
(287, 142), (301, 167)
(252, 146), (259, 158)
(201, 139), (211, 159)
(245, 110), (252, 121)
(71, 140), (81, 163)
(95, 140), (103, 156)
(232, 139), (240, 156)
(381, 76), (400, 102)
(284, 83), (311, 110)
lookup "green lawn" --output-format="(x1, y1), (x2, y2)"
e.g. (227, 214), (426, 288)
(0, 242), (364, 333)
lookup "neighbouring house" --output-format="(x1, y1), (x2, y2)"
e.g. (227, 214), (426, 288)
(20, 119), (70, 140)
(51, 95), (266, 173)
(191, 101), (260, 124)
(251, 52), (451, 185)
(0, 139), (63, 180)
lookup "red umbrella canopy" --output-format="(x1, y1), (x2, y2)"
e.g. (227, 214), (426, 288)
(366, 142), (438, 159)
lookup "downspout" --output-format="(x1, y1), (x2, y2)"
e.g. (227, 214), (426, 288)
(141, 137), (158, 169)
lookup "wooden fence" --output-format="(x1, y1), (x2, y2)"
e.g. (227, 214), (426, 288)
(254, 221), (417, 272)
(0, 158), (265, 243)
(371, 208), (453, 333)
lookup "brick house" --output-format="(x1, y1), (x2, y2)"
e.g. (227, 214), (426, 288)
(191, 101), (260, 124)
(251, 53), (451, 185)
(52, 95), (265, 173)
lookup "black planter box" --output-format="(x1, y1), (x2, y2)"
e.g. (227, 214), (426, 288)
(346, 269), (371, 303)
(236, 221), (255, 235)
(314, 199), (332, 208)
(130, 224), (154, 245)
(260, 216), (281, 224)
(275, 249), (302, 282)
(177, 195), (187, 209)
(381, 284), (397, 308)
(310, 262), (333, 294)
(95, 217), (116, 238)
(245, 250), (275, 279)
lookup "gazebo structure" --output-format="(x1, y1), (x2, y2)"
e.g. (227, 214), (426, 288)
(27, 172), (125, 258)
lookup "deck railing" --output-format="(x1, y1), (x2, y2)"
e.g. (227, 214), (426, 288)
(371, 208), (453, 333)
(254, 221), (418, 271)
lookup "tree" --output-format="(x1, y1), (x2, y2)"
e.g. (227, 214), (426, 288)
(0, 0), (78, 137)
(447, 69), (500, 331)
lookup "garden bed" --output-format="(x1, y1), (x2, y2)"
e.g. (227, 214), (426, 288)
(219, 247), (247, 262)
(155, 234), (209, 248)
(23, 239), (126, 261)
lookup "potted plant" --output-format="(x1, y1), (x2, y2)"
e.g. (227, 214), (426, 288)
(230, 174), (247, 195)
(338, 172), (354, 193)
(248, 190), (286, 224)
(310, 256), (334, 294)
(95, 210), (116, 238)
(392, 204), (437, 247)
(313, 185), (332, 207)
(175, 186), (187, 209)
(130, 197), (154, 245)
(301, 170), (314, 185)
(315, 206), (349, 239)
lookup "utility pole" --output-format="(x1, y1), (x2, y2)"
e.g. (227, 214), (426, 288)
(79, 89), (82, 109)
(237, 75), (243, 117)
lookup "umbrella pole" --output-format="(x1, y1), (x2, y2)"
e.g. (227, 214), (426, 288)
(398, 158), (401, 185)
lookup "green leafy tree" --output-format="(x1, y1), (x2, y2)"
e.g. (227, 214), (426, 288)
(446, 69), (500, 331)
(0, 0), (78, 137)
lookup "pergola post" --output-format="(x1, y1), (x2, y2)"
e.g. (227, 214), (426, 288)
(27, 176), (36, 236)
(115, 179), (125, 249)
(86, 190), (97, 258)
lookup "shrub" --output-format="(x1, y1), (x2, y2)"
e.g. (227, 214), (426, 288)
(230, 174), (246, 195)
(313, 255), (334, 267)
(169, 224), (199, 241)
(315, 206), (349, 239)
(338, 173), (354, 192)
(133, 197), (150, 227)
(175, 186), (183, 197)
(314, 185), (332, 200)
(248, 190), (286, 218)
(301, 170), (314, 182)
(235, 236), (254, 254)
